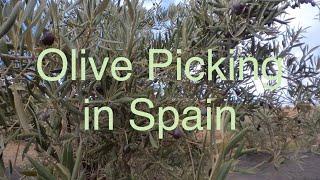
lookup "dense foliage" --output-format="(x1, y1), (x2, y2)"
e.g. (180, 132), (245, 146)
(0, 0), (319, 179)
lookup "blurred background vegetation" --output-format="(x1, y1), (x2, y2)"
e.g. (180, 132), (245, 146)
(0, 0), (320, 179)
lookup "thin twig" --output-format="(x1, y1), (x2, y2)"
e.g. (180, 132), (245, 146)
(187, 142), (196, 180)
(14, 141), (21, 166)
(0, 53), (35, 60)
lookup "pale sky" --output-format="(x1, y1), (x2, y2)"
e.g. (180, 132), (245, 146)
(285, 4), (320, 56)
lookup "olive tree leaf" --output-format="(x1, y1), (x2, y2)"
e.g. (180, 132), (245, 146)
(125, 0), (135, 22)
(62, 142), (75, 174)
(27, 156), (56, 180)
(10, 85), (32, 133)
(21, 0), (37, 25)
(0, 1), (22, 38)
(71, 142), (83, 180)
(55, 163), (71, 180)
(149, 132), (159, 149)
(94, 0), (109, 17)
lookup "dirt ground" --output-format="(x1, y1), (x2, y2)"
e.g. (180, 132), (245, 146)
(3, 142), (320, 179)
(228, 151), (320, 180)
(3, 142), (38, 168)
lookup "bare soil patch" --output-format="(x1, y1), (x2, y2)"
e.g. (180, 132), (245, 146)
(3, 141), (38, 168)
(228, 152), (320, 180)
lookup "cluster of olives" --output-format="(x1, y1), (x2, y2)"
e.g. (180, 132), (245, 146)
(292, 0), (317, 9)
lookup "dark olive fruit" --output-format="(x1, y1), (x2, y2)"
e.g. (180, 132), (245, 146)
(231, 3), (247, 15)
(172, 128), (183, 139)
(191, 40), (197, 47)
(259, 101), (265, 107)
(256, 124), (261, 131)
(266, 22), (272, 27)
(225, 32), (232, 38)
(40, 31), (55, 46)
(96, 85), (104, 95)
(291, 3), (299, 9)
(235, 89), (241, 96)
